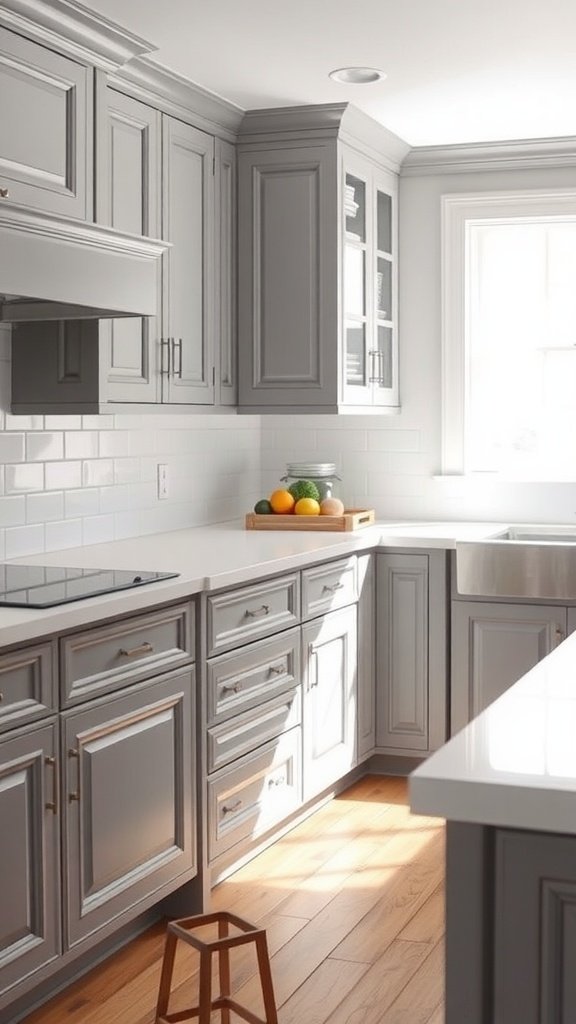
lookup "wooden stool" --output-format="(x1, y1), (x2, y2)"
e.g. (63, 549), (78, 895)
(155, 910), (278, 1024)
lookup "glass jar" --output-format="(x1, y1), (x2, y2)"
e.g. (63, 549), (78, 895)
(280, 462), (341, 502)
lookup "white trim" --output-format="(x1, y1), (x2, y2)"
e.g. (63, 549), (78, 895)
(402, 136), (576, 176)
(441, 189), (576, 476)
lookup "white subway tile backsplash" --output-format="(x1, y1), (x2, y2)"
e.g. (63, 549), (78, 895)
(45, 415), (83, 430)
(5, 463), (44, 494)
(0, 433), (25, 462)
(5, 523), (44, 558)
(0, 496), (25, 527)
(27, 432), (64, 462)
(5, 414), (43, 431)
(64, 488), (100, 519)
(82, 514), (115, 546)
(26, 491), (64, 523)
(99, 431), (131, 457)
(65, 431), (99, 459)
(45, 518), (82, 552)
(45, 461), (82, 490)
(82, 460), (114, 487)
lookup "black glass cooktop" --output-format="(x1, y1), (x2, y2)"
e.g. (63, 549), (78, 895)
(0, 564), (179, 608)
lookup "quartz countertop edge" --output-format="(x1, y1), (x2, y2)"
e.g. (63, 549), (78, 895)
(0, 518), (501, 647)
(410, 629), (576, 836)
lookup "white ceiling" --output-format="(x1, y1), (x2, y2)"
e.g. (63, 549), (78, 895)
(89, 0), (576, 146)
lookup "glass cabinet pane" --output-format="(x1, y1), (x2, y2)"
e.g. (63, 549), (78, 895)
(376, 257), (392, 320)
(345, 174), (366, 242)
(346, 325), (366, 385)
(375, 325), (393, 389)
(377, 190), (392, 253)
(345, 246), (365, 316)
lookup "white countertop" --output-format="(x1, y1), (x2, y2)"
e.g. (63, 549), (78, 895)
(411, 629), (576, 835)
(0, 518), (499, 647)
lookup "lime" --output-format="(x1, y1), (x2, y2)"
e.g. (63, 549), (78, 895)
(254, 499), (272, 514)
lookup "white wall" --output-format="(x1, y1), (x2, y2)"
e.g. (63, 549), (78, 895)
(262, 162), (576, 524)
(0, 326), (261, 559)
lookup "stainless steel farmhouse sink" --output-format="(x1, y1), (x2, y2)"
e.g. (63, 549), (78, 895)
(456, 526), (576, 600)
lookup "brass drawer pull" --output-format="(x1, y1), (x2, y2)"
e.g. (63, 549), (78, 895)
(322, 582), (344, 593)
(244, 605), (270, 619)
(268, 664), (285, 676)
(118, 641), (154, 659)
(222, 799), (243, 815)
(45, 755), (57, 814)
(222, 682), (242, 695)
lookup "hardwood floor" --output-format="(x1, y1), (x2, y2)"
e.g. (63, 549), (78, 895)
(23, 776), (445, 1024)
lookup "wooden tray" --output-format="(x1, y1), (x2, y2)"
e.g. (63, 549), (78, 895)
(245, 508), (375, 532)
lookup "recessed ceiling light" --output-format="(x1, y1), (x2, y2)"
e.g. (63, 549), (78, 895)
(329, 67), (386, 85)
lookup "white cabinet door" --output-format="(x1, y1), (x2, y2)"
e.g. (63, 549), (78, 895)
(0, 27), (91, 219)
(162, 117), (215, 405)
(451, 601), (566, 734)
(302, 605), (357, 801)
(97, 87), (161, 403)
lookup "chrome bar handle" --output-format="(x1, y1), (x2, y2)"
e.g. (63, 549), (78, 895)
(322, 582), (344, 593)
(45, 756), (57, 814)
(161, 338), (172, 376)
(244, 605), (270, 619)
(222, 800), (243, 815)
(172, 338), (183, 378)
(118, 642), (154, 659)
(68, 747), (80, 804)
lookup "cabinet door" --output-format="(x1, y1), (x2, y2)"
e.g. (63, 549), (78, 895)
(370, 165), (398, 408)
(96, 87), (161, 403)
(451, 601), (566, 734)
(63, 670), (195, 948)
(0, 721), (60, 1001)
(357, 553), (375, 759)
(0, 27), (92, 218)
(215, 139), (237, 406)
(162, 117), (215, 404)
(302, 605), (357, 801)
(238, 144), (339, 409)
(376, 553), (429, 752)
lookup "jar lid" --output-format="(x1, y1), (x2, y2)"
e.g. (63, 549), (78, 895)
(286, 462), (336, 477)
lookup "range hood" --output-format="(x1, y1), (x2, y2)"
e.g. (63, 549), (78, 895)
(0, 203), (168, 323)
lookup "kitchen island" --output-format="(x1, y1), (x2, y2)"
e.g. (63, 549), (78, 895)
(410, 628), (576, 1024)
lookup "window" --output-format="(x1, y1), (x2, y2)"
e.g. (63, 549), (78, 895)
(442, 190), (576, 480)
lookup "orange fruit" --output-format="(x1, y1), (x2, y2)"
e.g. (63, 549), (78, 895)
(294, 497), (320, 516)
(269, 489), (295, 514)
(320, 497), (345, 516)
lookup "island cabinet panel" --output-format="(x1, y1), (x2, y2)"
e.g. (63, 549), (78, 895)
(302, 604), (357, 801)
(0, 721), (60, 1004)
(0, 27), (92, 218)
(493, 829), (576, 1024)
(0, 641), (56, 734)
(62, 671), (194, 948)
(451, 601), (566, 734)
(97, 88), (161, 403)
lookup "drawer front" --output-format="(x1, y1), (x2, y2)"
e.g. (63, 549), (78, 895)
(301, 557), (357, 620)
(0, 642), (56, 733)
(61, 602), (194, 705)
(207, 687), (301, 773)
(207, 574), (300, 656)
(208, 727), (302, 861)
(207, 627), (301, 725)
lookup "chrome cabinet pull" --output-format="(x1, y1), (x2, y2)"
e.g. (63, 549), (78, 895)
(0, 187), (9, 198)
(172, 338), (183, 378)
(322, 582), (344, 593)
(222, 682), (242, 695)
(67, 747), (80, 803)
(222, 799), (243, 815)
(45, 755), (57, 814)
(118, 641), (154, 659)
(244, 605), (270, 619)
(161, 338), (172, 375)
(308, 644), (318, 689)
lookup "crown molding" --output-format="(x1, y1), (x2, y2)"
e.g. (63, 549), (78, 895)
(109, 55), (244, 142)
(401, 135), (576, 176)
(0, 0), (155, 71)
(239, 103), (409, 172)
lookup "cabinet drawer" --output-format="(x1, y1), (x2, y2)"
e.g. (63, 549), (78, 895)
(207, 575), (300, 656)
(0, 642), (56, 733)
(207, 627), (301, 725)
(208, 727), (302, 861)
(301, 557), (357, 620)
(60, 602), (194, 705)
(207, 687), (301, 773)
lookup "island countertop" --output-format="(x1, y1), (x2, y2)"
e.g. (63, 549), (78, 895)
(410, 627), (576, 836)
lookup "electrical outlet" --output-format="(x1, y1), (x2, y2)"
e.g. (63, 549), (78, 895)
(157, 463), (169, 500)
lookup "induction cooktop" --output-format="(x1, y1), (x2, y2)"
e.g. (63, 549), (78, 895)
(0, 564), (180, 608)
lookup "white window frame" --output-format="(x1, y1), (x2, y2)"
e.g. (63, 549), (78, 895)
(441, 189), (576, 476)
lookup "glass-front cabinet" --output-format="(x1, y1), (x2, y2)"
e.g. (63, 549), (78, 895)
(343, 156), (398, 408)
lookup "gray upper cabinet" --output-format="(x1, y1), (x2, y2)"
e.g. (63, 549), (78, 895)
(0, 721), (60, 1007)
(215, 138), (237, 406)
(0, 27), (92, 219)
(237, 106), (400, 414)
(96, 87), (161, 403)
(162, 116), (215, 404)
(451, 600), (566, 734)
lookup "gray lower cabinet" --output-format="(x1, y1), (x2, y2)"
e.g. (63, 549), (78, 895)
(376, 551), (448, 755)
(0, 720), (60, 1008)
(62, 669), (195, 947)
(302, 604), (357, 801)
(451, 601), (567, 734)
(0, 27), (92, 218)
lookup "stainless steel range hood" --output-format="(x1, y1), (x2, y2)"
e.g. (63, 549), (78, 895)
(0, 203), (167, 322)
